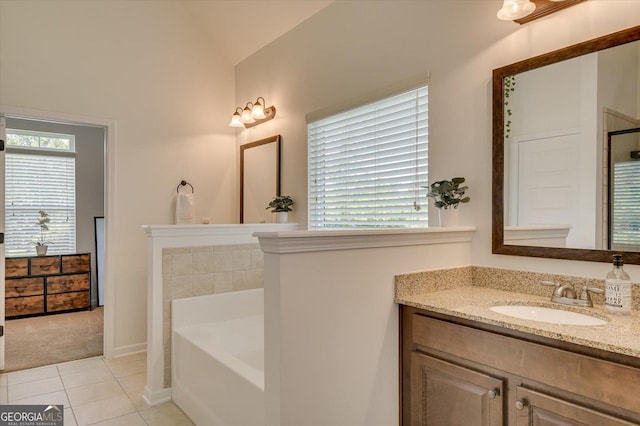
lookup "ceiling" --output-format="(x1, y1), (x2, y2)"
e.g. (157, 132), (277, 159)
(181, 0), (334, 65)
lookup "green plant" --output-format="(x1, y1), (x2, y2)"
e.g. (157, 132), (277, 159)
(427, 177), (470, 209)
(504, 75), (516, 139)
(34, 210), (50, 246)
(266, 195), (294, 213)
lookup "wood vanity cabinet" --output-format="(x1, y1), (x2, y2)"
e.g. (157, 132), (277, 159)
(5, 254), (91, 318)
(401, 305), (640, 426)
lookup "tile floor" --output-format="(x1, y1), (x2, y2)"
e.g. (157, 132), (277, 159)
(0, 352), (194, 425)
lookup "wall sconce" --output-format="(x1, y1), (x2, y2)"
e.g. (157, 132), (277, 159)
(228, 97), (276, 129)
(498, 0), (586, 24)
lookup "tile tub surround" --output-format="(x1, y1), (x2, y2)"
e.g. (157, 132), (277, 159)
(395, 266), (640, 358)
(162, 243), (264, 387)
(142, 223), (297, 406)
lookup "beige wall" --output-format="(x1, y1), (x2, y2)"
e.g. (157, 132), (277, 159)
(235, 0), (640, 280)
(0, 0), (236, 353)
(3, 0), (640, 358)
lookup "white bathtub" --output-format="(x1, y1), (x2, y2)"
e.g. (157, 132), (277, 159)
(171, 289), (264, 426)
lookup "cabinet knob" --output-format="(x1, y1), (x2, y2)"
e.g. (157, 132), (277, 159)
(515, 399), (527, 410)
(488, 389), (499, 399)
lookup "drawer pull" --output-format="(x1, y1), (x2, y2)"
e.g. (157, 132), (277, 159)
(515, 399), (527, 410)
(488, 389), (499, 399)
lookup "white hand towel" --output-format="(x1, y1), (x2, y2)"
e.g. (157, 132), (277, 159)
(175, 192), (195, 224)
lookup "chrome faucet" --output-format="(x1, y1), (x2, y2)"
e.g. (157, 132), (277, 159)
(540, 281), (603, 307)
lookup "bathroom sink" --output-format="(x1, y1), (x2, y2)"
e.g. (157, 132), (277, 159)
(489, 305), (608, 326)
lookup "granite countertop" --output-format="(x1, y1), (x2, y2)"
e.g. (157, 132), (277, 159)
(396, 285), (640, 359)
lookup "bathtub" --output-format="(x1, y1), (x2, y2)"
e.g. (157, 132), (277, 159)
(171, 288), (264, 426)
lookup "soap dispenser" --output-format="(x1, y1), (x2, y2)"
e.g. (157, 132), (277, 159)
(605, 254), (632, 315)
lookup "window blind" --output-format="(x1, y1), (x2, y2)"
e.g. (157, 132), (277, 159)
(5, 152), (76, 256)
(612, 161), (640, 250)
(308, 86), (428, 229)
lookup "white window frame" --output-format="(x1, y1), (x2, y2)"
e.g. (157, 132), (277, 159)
(308, 85), (428, 229)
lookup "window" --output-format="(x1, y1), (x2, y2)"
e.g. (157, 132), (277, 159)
(5, 129), (76, 256)
(308, 86), (428, 229)
(611, 161), (640, 251)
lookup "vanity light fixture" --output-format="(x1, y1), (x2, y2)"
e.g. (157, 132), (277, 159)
(228, 97), (276, 129)
(499, 0), (587, 24)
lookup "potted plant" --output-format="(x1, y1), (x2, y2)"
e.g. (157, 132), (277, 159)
(266, 195), (294, 223)
(427, 177), (470, 226)
(33, 210), (51, 255)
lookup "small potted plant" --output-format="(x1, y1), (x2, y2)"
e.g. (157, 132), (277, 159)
(33, 210), (51, 255)
(427, 177), (470, 226)
(266, 195), (294, 223)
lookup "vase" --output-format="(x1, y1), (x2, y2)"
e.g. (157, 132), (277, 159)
(36, 245), (48, 256)
(438, 208), (460, 227)
(276, 211), (289, 223)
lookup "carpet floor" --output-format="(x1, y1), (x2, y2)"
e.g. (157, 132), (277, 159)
(3, 307), (103, 372)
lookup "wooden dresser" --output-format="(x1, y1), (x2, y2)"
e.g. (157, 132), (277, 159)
(5, 253), (91, 318)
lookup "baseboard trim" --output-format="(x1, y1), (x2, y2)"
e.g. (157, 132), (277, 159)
(143, 386), (172, 406)
(112, 342), (147, 358)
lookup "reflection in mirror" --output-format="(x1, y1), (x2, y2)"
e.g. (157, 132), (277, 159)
(240, 135), (281, 223)
(608, 127), (640, 252)
(493, 25), (640, 264)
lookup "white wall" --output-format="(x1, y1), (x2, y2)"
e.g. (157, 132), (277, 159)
(0, 0), (236, 353)
(235, 0), (640, 280)
(260, 231), (474, 426)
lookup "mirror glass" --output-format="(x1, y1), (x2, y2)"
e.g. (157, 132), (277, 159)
(608, 127), (640, 252)
(240, 135), (281, 223)
(493, 26), (640, 264)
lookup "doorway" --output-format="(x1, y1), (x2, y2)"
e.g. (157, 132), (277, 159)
(1, 114), (107, 372)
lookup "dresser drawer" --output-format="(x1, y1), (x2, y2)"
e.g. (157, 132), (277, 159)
(62, 254), (90, 273)
(31, 256), (61, 275)
(6, 295), (45, 317)
(6, 277), (44, 297)
(47, 273), (90, 294)
(6, 258), (28, 277)
(47, 291), (89, 312)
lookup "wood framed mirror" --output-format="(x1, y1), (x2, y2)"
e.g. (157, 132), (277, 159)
(492, 26), (640, 264)
(240, 135), (281, 223)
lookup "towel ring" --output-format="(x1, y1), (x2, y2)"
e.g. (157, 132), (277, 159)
(177, 180), (194, 194)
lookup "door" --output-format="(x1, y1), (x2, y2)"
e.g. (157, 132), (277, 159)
(0, 115), (6, 370)
(515, 386), (637, 426)
(409, 352), (504, 426)
(510, 129), (595, 248)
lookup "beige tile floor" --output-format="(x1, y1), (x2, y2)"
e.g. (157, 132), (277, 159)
(0, 352), (194, 425)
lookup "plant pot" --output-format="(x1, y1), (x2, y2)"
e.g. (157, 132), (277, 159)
(438, 208), (460, 227)
(276, 211), (289, 223)
(35, 245), (48, 256)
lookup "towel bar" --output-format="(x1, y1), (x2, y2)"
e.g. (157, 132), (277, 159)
(177, 180), (194, 193)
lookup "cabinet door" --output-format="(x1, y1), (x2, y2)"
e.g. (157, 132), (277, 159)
(410, 352), (504, 426)
(515, 387), (637, 426)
